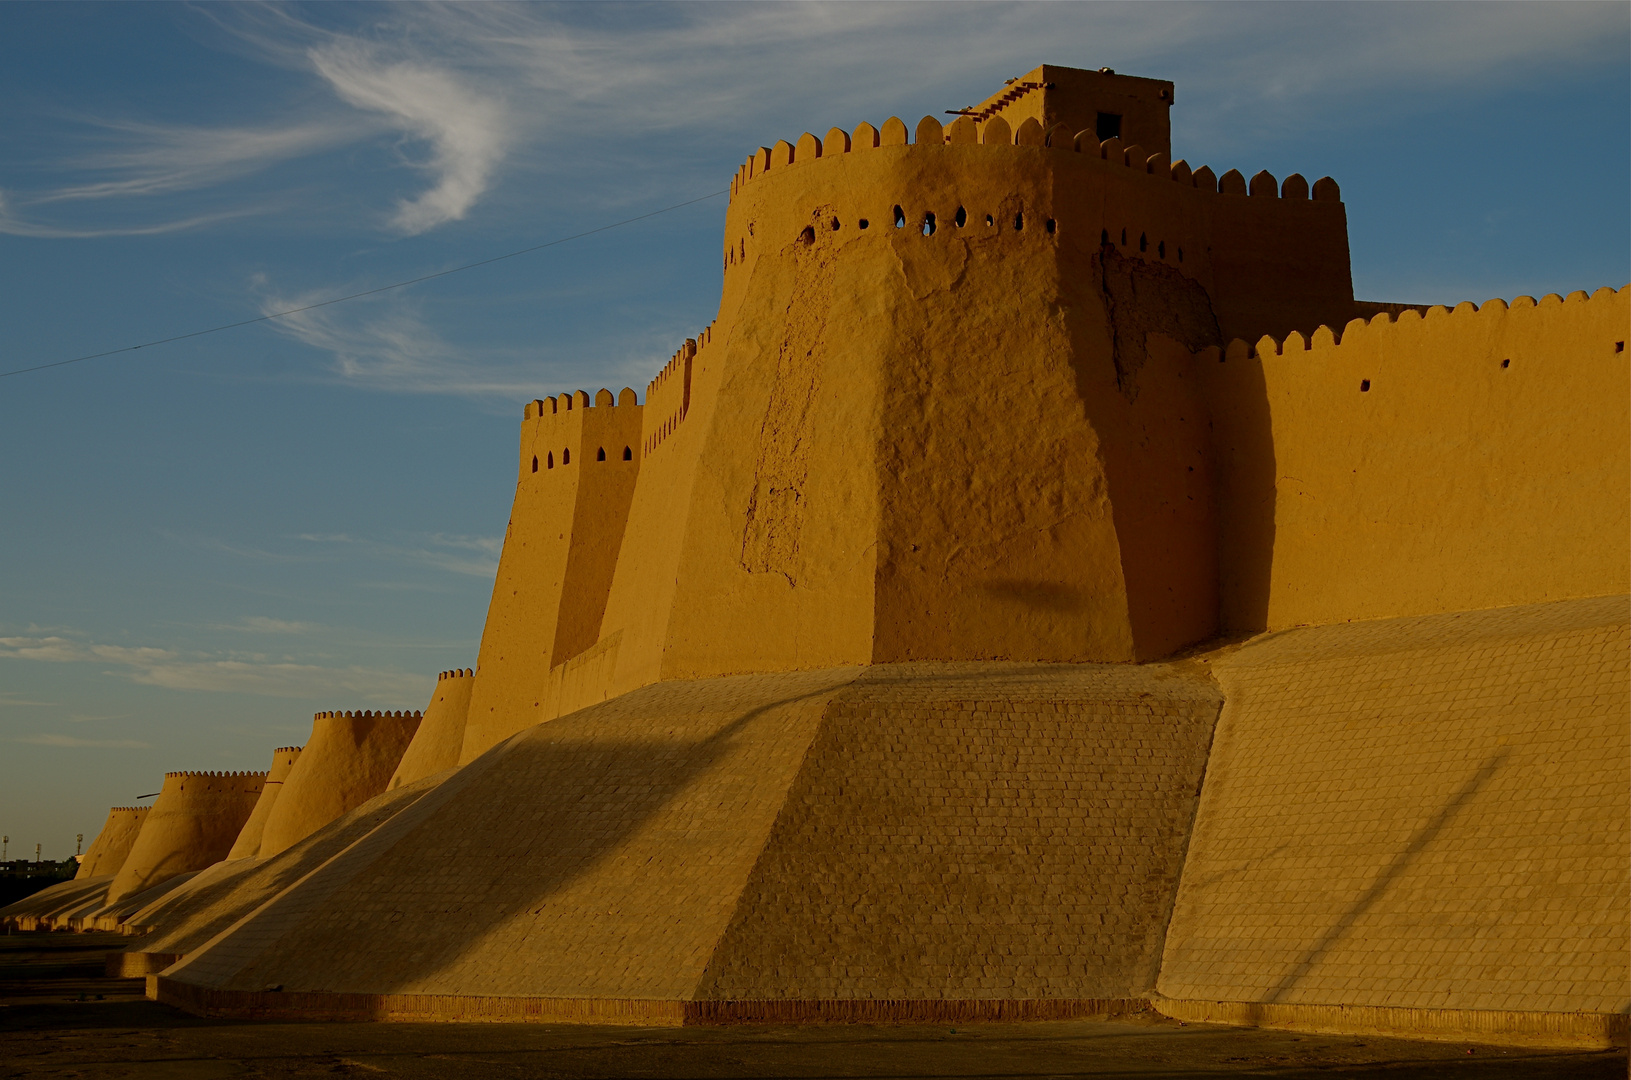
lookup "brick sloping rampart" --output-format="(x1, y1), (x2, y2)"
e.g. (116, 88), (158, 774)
(1157, 595), (1630, 1031)
(155, 663), (1218, 1014)
(696, 664), (1221, 1002)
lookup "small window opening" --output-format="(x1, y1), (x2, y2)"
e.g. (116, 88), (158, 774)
(893, 205), (906, 228)
(1178, 247), (1185, 262)
(922, 211), (936, 236)
(547, 452), (554, 469)
(597, 447), (607, 461)
(954, 207), (967, 228)
(1100, 228), (1110, 245)
(799, 225), (815, 245)
(531, 456), (538, 473)
(858, 218), (870, 230)
(563, 448), (571, 464)
(1616, 341), (1625, 353)
(985, 213), (994, 226)
(1120, 228), (1127, 246)
(1158, 240), (1166, 258)
(1501, 358), (1510, 369)
(830, 216), (840, 231)
(623, 446), (633, 461)
(1095, 111), (1122, 141)
(1013, 211), (1024, 231)
(1139, 232), (1147, 252)
(1359, 379), (1371, 392)
(1044, 219), (1056, 234)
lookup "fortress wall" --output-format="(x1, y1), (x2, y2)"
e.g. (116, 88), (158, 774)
(462, 399), (587, 757)
(694, 663), (1220, 1005)
(75, 806), (148, 879)
(110, 777), (441, 976)
(694, 119), (1350, 669)
(257, 711), (420, 858)
(158, 670), (862, 1008)
(226, 746), (301, 861)
(106, 771), (266, 905)
(1158, 596), (1629, 1039)
(0, 875), (113, 930)
(389, 670), (473, 788)
(552, 389), (644, 665)
(1206, 286), (1630, 631)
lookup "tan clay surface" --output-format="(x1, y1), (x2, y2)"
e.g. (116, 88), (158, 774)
(257, 710), (420, 858)
(1159, 596), (1629, 1022)
(389, 671), (473, 789)
(74, 807), (149, 880)
(225, 747), (301, 861)
(105, 773), (264, 906)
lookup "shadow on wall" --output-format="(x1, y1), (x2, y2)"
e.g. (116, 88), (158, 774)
(1261, 745), (1511, 1005)
(1206, 341), (1276, 632)
(345, 682), (849, 1000)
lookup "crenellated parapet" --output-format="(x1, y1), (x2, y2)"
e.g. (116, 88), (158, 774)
(1203, 283), (1629, 631)
(436, 668), (473, 681)
(311, 710), (421, 721)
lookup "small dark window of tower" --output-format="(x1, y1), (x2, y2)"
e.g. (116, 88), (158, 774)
(1045, 219), (1056, 234)
(831, 216), (840, 231)
(597, 447), (606, 461)
(954, 207), (967, 228)
(563, 448), (571, 464)
(858, 218), (869, 230)
(799, 225), (815, 245)
(922, 211), (936, 236)
(1096, 112), (1122, 141)
(893, 205), (906, 228)
(985, 213), (994, 226)
(547, 452), (554, 468)
(1120, 228), (1127, 246)
(1101, 228), (1110, 245)
(531, 456), (538, 473)
(1013, 211), (1024, 230)
(1360, 379), (1371, 392)
(1158, 240), (1166, 258)
(1139, 232), (1148, 252)
(623, 446), (633, 460)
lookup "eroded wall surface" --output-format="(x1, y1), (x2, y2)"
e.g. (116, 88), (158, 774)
(1159, 596), (1630, 1018)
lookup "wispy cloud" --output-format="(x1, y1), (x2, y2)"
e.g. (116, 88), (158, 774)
(309, 41), (510, 234)
(0, 634), (428, 703)
(296, 531), (502, 578)
(16, 733), (151, 750)
(214, 616), (325, 635)
(0, 188), (273, 238)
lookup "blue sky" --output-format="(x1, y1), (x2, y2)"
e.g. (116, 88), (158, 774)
(2, 2), (1626, 859)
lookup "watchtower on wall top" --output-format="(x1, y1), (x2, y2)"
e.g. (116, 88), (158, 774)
(954, 64), (1172, 157)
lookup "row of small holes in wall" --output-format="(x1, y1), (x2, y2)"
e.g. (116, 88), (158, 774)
(1102, 227), (1183, 263)
(531, 447), (633, 471)
(796, 206), (1055, 246)
(1359, 355), (1525, 394)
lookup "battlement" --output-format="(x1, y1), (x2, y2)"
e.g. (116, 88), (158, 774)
(313, 710), (421, 721)
(1231, 284), (1626, 360)
(272, 746), (302, 754)
(727, 111), (1336, 216)
(524, 387), (639, 421)
(645, 326), (715, 456)
(162, 771), (268, 780)
(437, 668), (473, 681)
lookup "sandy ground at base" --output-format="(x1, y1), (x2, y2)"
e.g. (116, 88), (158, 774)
(0, 931), (1622, 1079)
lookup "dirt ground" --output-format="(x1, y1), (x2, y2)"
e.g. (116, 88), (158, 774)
(0, 931), (1623, 1079)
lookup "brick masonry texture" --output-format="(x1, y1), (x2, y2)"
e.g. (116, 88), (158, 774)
(696, 663), (1220, 1001)
(1157, 595), (1629, 1016)
(159, 662), (1218, 1006)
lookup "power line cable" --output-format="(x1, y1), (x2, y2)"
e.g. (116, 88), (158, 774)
(0, 189), (728, 381)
